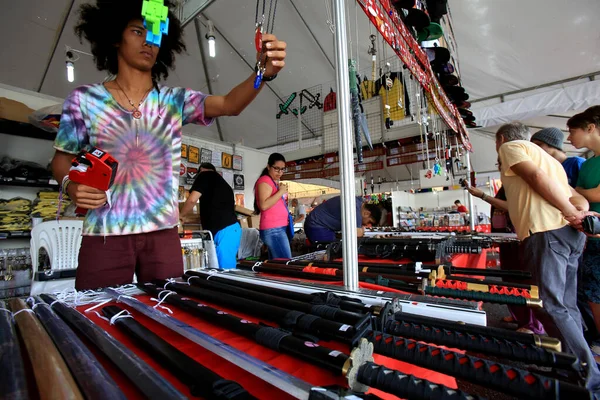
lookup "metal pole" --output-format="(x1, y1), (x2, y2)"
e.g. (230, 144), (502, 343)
(298, 95), (303, 148)
(465, 150), (476, 231)
(333, 0), (359, 291)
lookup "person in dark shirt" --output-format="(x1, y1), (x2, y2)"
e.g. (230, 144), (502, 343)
(304, 196), (380, 243)
(181, 163), (241, 269)
(531, 127), (585, 188)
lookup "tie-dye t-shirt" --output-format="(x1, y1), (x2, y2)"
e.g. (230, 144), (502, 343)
(54, 83), (213, 236)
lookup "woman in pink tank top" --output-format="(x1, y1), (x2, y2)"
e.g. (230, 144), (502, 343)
(254, 153), (292, 259)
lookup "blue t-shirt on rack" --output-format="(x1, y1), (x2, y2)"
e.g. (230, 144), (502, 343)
(562, 156), (586, 188)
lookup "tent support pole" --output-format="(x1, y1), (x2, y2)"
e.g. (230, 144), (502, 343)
(333, 0), (359, 291)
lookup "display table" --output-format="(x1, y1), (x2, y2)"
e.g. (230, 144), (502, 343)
(415, 224), (492, 233)
(77, 290), (457, 399)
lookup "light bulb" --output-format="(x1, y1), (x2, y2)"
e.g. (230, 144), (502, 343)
(208, 37), (216, 58)
(66, 61), (75, 83)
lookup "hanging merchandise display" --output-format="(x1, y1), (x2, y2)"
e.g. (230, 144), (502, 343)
(323, 88), (337, 112)
(358, 0), (471, 150)
(360, 34), (378, 100)
(253, 0), (278, 89)
(276, 92), (296, 119)
(349, 59), (373, 164)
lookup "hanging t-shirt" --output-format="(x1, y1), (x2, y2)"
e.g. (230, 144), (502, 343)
(54, 83), (213, 236)
(577, 156), (600, 214)
(562, 156), (585, 188)
(190, 171), (238, 236)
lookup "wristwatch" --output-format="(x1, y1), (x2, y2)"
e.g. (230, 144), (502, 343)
(481, 193), (487, 201)
(254, 65), (277, 82)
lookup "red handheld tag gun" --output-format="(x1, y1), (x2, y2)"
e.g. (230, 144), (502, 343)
(69, 147), (118, 215)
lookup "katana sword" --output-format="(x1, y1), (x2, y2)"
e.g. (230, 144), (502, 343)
(236, 261), (542, 307)
(159, 280), (367, 344)
(138, 283), (480, 400)
(27, 297), (126, 400)
(0, 300), (29, 400)
(163, 280), (582, 399)
(184, 270), (377, 315)
(186, 269), (487, 326)
(184, 271), (570, 369)
(264, 260), (538, 296)
(101, 305), (255, 399)
(183, 274), (371, 326)
(103, 287), (336, 400)
(366, 331), (590, 400)
(9, 298), (84, 400)
(39, 294), (187, 400)
(266, 259), (534, 284)
(387, 314), (577, 371)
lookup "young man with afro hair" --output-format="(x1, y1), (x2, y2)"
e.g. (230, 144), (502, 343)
(51, 1), (287, 289)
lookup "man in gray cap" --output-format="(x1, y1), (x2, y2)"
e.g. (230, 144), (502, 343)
(531, 127), (585, 188)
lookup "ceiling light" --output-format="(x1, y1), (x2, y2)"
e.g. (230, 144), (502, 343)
(66, 50), (75, 83)
(205, 20), (216, 58)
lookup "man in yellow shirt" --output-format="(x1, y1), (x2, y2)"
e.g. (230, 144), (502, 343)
(496, 121), (600, 393)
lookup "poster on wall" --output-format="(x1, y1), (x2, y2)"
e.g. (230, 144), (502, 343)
(232, 155), (243, 171)
(233, 174), (245, 190)
(235, 193), (245, 207)
(221, 152), (233, 169)
(222, 170), (234, 188)
(181, 144), (188, 160)
(212, 150), (222, 168)
(186, 167), (198, 185)
(188, 146), (200, 164)
(200, 148), (212, 164)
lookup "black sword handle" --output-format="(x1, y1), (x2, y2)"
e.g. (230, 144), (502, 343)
(384, 319), (579, 371)
(367, 332), (590, 400)
(357, 361), (482, 400)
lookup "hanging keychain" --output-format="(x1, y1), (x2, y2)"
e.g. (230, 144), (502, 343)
(254, 0), (278, 89)
(254, 0), (265, 52)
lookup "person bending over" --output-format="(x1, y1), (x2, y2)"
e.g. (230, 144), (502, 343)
(304, 196), (381, 243)
(180, 163), (241, 269)
(51, 0), (287, 289)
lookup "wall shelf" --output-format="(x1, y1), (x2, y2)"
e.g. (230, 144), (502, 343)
(0, 119), (56, 141)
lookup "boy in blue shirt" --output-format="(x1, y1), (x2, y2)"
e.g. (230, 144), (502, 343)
(531, 127), (585, 188)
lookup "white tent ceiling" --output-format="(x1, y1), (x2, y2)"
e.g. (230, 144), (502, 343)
(1, 0), (599, 168)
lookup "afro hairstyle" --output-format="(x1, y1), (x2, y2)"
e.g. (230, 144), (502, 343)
(75, 0), (186, 82)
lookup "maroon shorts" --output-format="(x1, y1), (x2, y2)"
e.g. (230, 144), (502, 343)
(75, 228), (183, 290)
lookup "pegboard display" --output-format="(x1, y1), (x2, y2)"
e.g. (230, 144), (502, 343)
(276, 84), (324, 152)
(282, 54), (453, 158)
